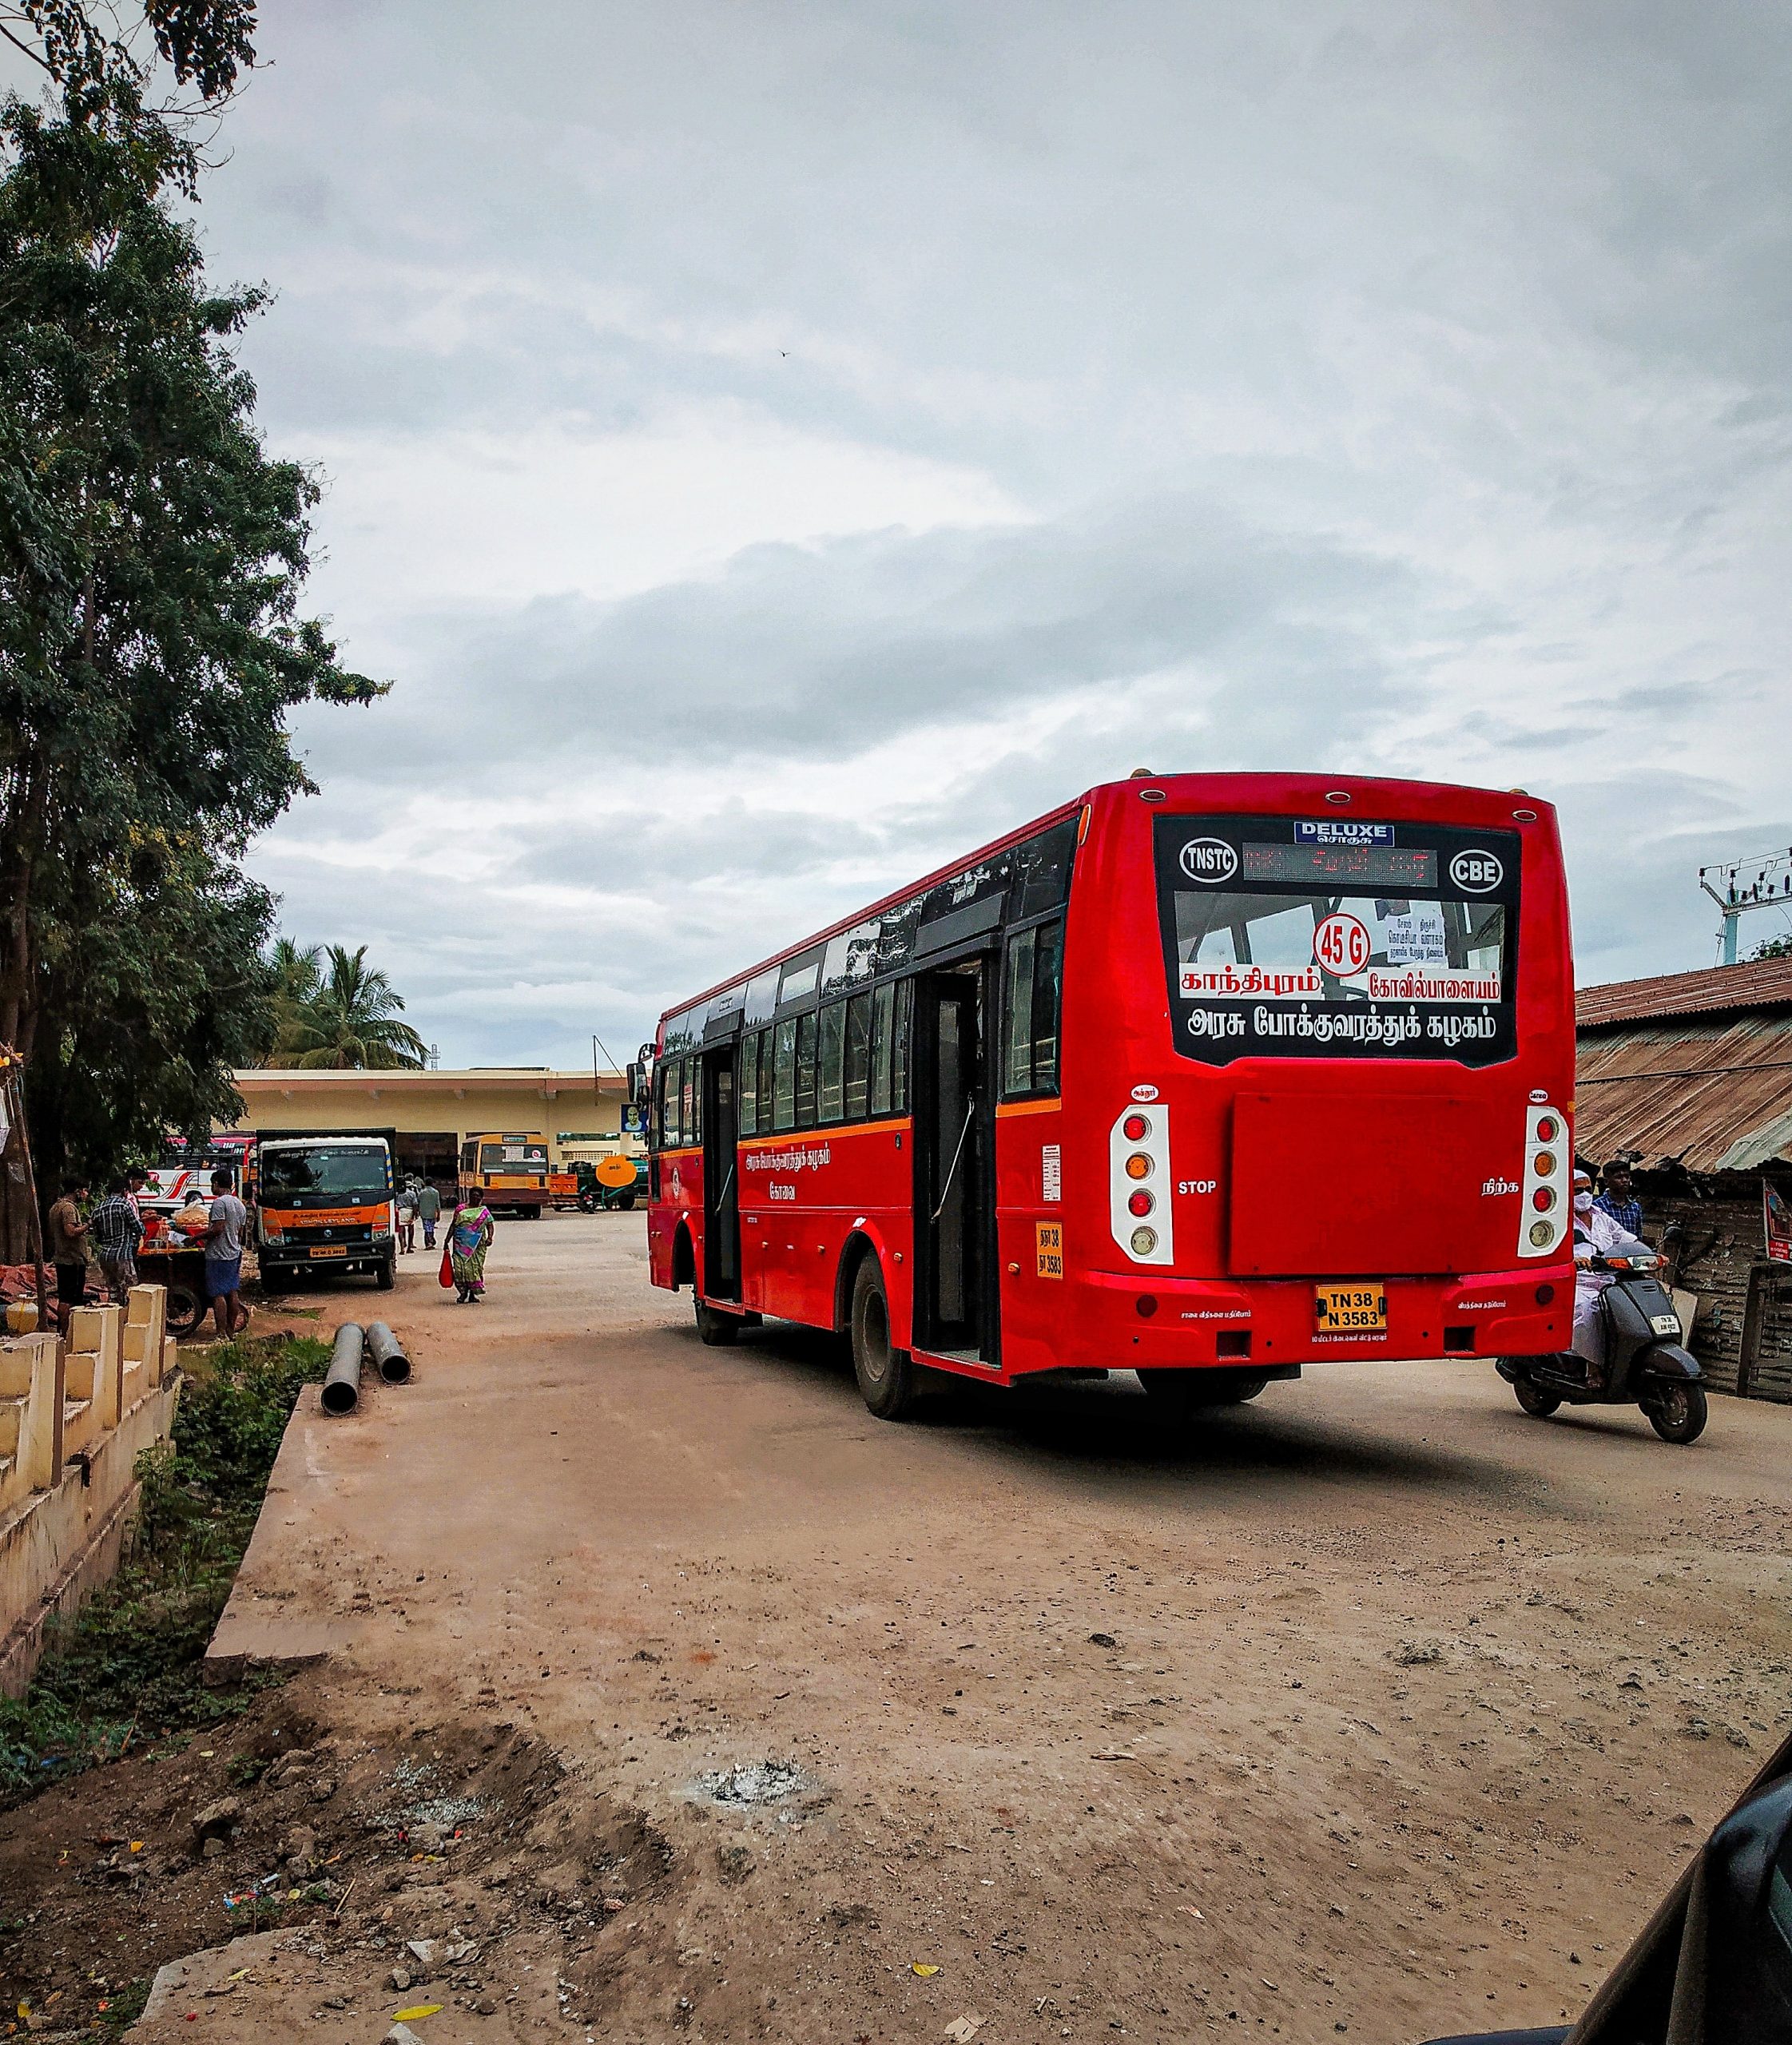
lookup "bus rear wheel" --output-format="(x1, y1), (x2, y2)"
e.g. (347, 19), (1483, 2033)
(851, 1258), (916, 1420)
(694, 1296), (739, 1346)
(1138, 1367), (1267, 1412)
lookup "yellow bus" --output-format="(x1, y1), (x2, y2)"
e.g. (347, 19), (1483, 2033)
(459, 1132), (550, 1218)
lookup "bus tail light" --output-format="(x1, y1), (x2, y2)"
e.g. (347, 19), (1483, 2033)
(1518, 1104), (1569, 1257)
(1111, 1106), (1173, 1266)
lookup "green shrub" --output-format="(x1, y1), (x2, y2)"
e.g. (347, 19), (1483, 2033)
(0, 1334), (328, 1803)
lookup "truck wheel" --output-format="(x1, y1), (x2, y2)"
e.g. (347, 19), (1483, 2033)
(851, 1258), (916, 1420)
(375, 1253), (395, 1292)
(616, 1192), (636, 1211)
(694, 1297), (739, 1345)
(1647, 1382), (1707, 1444)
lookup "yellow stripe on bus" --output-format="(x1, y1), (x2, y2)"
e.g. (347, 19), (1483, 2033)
(737, 1118), (912, 1150)
(995, 1098), (1062, 1119)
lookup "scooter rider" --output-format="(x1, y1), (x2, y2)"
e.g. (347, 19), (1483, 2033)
(1572, 1165), (1650, 1383)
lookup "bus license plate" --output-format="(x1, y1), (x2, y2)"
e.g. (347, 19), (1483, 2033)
(1314, 1283), (1386, 1332)
(309, 1245), (348, 1259)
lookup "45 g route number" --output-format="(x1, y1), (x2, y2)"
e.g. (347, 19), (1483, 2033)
(1313, 911), (1371, 978)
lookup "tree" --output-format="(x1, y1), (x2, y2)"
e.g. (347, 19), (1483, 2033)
(265, 936), (322, 1059)
(280, 946), (428, 1071)
(0, 10), (382, 1253)
(1748, 933), (1792, 962)
(27, 830), (280, 1185)
(0, 2), (258, 197)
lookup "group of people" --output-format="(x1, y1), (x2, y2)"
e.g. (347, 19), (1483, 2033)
(45, 1166), (249, 1339)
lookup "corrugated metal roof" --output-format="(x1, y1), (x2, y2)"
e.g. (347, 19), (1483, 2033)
(1576, 958), (1792, 1029)
(1574, 1009), (1792, 1171)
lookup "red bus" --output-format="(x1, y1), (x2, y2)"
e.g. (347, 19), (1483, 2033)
(646, 772), (1575, 1420)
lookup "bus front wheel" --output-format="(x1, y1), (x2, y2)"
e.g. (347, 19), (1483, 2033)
(851, 1258), (916, 1420)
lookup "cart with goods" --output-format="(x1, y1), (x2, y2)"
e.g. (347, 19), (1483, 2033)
(134, 1237), (212, 1336)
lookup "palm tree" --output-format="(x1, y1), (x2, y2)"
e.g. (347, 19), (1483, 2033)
(267, 939), (324, 1062)
(287, 945), (428, 1070)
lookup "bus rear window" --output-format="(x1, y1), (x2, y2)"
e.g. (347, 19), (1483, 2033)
(480, 1142), (548, 1173)
(1155, 816), (1520, 1066)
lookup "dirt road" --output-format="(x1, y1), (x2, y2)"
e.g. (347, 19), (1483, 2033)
(12, 1212), (1792, 2043)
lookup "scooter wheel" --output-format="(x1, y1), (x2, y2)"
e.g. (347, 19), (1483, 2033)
(1513, 1378), (1561, 1419)
(1647, 1382), (1707, 1445)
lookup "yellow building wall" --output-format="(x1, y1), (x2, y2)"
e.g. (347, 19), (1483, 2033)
(217, 1070), (634, 1169)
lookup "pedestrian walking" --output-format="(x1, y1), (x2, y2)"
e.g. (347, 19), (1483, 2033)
(417, 1179), (442, 1249)
(46, 1177), (90, 1335)
(202, 1167), (251, 1337)
(447, 1193), (495, 1304)
(396, 1179), (419, 1253)
(90, 1176), (145, 1303)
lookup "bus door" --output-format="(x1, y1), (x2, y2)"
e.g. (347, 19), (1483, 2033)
(701, 1041), (741, 1302)
(913, 959), (993, 1359)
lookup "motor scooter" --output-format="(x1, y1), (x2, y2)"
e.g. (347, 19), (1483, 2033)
(1496, 1250), (1707, 1444)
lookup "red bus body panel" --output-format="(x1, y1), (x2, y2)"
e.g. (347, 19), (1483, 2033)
(650, 772), (1575, 1379)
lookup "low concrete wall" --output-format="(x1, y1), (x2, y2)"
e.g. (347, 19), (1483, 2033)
(0, 1285), (181, 1698)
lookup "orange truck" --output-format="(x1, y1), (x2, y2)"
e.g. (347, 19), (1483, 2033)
(249, 1129), (398, 1292)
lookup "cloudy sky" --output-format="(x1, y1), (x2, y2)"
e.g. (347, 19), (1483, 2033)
(104, 5), (1792, 1059)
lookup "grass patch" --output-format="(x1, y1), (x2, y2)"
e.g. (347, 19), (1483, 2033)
(0, 1333), (330, 1805)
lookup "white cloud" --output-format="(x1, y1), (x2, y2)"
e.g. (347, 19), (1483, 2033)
(161, 0), (1792, 1062)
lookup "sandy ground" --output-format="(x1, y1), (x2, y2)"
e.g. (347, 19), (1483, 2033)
(6, 1209), (1791, 2045)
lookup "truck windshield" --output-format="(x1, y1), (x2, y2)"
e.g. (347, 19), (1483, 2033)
(1155, 814), (1520, 1066)
(261, 1147), (390, 1201)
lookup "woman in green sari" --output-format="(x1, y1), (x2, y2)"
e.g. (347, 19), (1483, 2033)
(447, 1194), (495, 1303)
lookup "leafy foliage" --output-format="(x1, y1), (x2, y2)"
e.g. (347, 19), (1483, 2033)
(272, 942), (429, 1070)
(1746, 933), (1792, 962)
(0, 1), (257, 196)
(0, 1332), (328, 1804)
(0, 67), (382, 1242)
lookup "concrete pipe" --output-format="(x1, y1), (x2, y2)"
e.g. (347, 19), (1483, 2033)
(365, 1320), (411, 1385)
(321, 1323), (365, 1415)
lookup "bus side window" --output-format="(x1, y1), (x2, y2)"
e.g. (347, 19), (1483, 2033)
(892, 978), (912, 1113)
(1002, 919), (1064, 1096)
(1031, 919), (1063, 1093)
(795, 1011), (820, 1129)
(819, 1002), (845, 1124)
(844, 992), (872, 1121)
(773, 1019), (797, 1131)
(739, 1031), (759, 1138)
(1003, 927), (1038, 1095)
(870, 982), (895, 1114)
(689, 1061), (702, 1147)
(760, 1028), (776, 1134)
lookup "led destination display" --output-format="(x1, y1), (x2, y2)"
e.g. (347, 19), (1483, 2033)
(1242, 843), (1437, 887)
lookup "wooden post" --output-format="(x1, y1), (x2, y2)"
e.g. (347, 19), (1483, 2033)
(1737, 1263), (1769, 1400)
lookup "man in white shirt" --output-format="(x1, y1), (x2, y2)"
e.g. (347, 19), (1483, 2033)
(1571, 1166), (1648, 1380)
